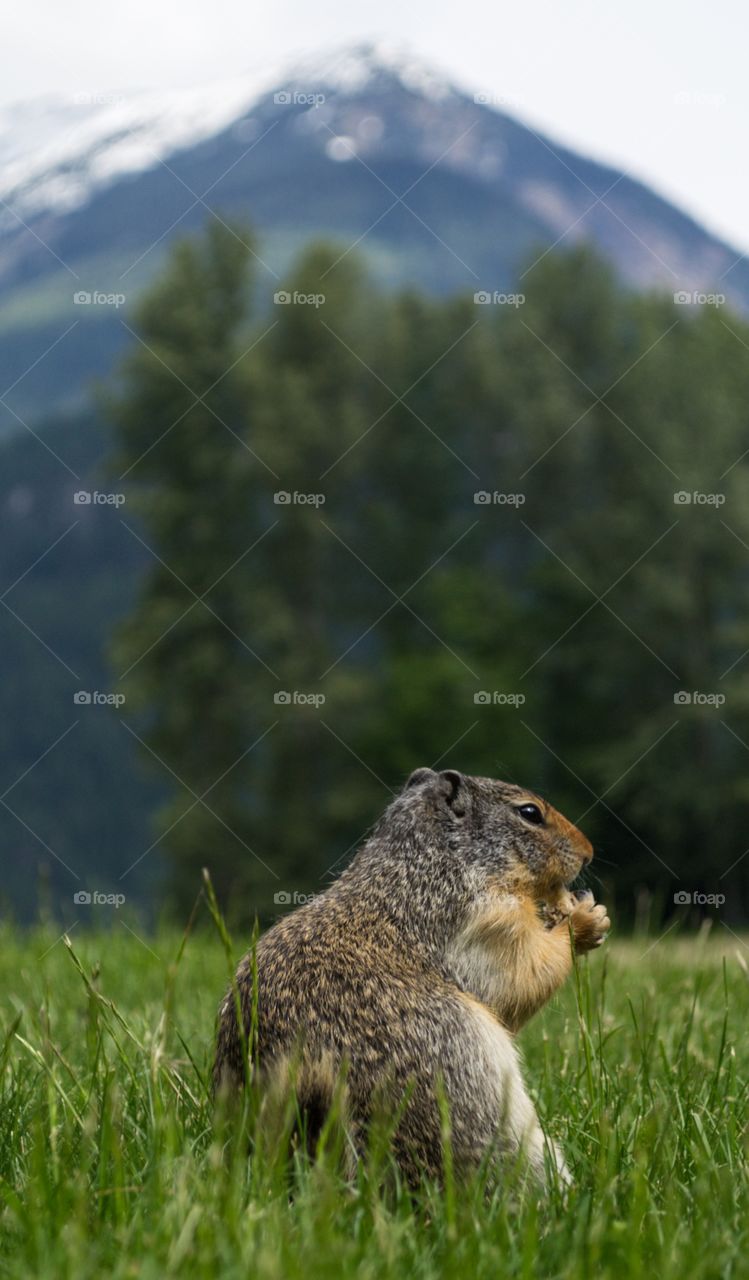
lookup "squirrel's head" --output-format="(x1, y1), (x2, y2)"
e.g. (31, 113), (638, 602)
(396, 767), (593, 896)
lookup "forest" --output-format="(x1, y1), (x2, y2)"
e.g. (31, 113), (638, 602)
(97, 223), (749, 924)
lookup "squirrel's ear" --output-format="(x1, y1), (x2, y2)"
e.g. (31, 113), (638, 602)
(405, 768), (467, 816)
(405, 767), (436, 789)
(438, 769), (466, 817)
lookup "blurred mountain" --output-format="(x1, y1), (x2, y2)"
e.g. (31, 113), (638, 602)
(1, 41), (747, 421)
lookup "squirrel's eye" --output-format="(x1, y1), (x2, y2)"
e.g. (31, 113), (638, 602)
(517, 803), (544, 825)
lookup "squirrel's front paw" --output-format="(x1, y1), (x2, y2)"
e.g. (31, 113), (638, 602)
(569, 891), (610, 953)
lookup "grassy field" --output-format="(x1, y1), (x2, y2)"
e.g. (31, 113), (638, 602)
(0, 915), (747, 1279)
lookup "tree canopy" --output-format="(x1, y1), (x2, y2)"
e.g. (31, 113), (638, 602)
(112, 224), (749, 924)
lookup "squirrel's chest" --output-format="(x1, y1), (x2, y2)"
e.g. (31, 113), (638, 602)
(444, 893), (535, 1019)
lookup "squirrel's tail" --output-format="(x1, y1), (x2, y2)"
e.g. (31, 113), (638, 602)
(214, 1042), (355, 1170)
(260, 1050), (356, 1170)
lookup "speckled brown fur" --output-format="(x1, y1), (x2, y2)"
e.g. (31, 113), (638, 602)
(213, 768), (610, 1185)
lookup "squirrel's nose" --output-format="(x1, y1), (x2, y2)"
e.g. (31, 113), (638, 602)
(578, 834), (594, 865)
(568, 825), (593, 865)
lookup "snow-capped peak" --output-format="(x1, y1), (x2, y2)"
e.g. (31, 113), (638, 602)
(0, 43), (461, 226)
(279, 40), (458, 101)
(0, 76), (271, 223)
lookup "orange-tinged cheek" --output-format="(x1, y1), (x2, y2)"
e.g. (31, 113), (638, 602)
(537, 838), (592, 892)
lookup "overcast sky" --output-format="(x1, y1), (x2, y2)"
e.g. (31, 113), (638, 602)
(3, 0), (746, 252)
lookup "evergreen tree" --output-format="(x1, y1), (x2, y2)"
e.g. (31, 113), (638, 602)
(112, 224), (266, 909)
(112, 226), (749, 923)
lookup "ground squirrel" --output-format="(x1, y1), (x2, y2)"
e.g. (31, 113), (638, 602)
(213, 768), (610, 1185)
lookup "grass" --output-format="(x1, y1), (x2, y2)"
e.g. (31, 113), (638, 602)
(0, 913), (747, 1279)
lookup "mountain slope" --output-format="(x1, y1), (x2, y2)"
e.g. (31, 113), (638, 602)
(1, 41), (747, 421)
